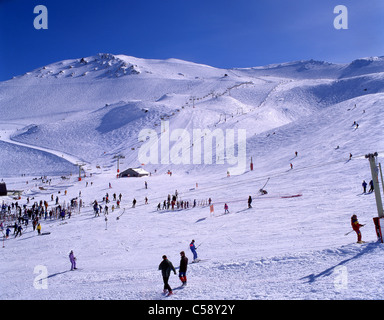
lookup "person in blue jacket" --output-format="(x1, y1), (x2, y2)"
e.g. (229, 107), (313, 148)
(190, 240), (198, 261)
(6, 227), (11, 238)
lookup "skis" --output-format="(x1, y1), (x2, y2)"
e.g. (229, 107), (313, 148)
(191, 258), (210, 263)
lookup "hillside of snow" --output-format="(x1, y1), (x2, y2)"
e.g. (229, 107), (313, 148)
(1, 54), (384, 300)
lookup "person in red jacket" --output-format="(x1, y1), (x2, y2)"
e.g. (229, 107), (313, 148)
(351, 214), (364, 243)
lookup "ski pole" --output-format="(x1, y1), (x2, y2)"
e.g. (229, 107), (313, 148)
(261, 177), (270, 190)
(344, 224), (365, 236)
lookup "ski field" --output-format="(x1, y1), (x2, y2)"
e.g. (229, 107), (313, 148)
(1, 54), (384, 300)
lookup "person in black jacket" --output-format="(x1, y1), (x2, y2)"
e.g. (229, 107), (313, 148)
(369, 180), (374, 193)
(179, 251), (188, 286)
(158, 255), (176, 295)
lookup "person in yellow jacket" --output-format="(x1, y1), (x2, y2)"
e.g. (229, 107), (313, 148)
(36, 223), (42, 235)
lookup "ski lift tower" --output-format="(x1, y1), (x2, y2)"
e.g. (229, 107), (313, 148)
(76, 163), (86, 181)
(366, 153), (384, 242)
(114, 155), (125, 174)
(365, 152), (384, 217)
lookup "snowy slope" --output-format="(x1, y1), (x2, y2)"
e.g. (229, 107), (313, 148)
(1, 54), (384, 300)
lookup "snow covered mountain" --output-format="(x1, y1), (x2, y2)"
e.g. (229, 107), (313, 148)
(1, 54), (384, 300)
(1, 53), (383, 177)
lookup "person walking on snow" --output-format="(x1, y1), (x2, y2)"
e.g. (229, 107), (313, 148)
(248, 196), (252, 208)
(351, 215), (364, 243)
(179, 251), (188, 286)
(158, 255), (176, 296)
(69, 250), (77, 270)
(362, 180), (367, 193)
(369, 180), (374, 193)
(190, 239), (198, 261)
(224, 203), (229, 214)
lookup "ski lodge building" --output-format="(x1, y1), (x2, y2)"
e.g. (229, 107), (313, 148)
(119, 168), (149, 178)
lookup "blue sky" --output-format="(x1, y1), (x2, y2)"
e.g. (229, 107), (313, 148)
(0, 0), (383, 81)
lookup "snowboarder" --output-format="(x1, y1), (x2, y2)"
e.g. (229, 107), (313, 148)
(362, 180), (367, 193)
(369, 180), (374, 193)
(248, 196), (252, 208)
(189, 240), (198, 261)
(351, 215), (364, 243)
(69, 250), (77, 270)
(179, 251), (188, 286)
(224, 203), (229, 214)
(158, 255), (176, 296)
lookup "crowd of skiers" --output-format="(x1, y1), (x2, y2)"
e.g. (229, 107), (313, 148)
(0, 193), (79, 239)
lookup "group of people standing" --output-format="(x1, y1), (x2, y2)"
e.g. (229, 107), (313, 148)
(158, 240), (198, 296)
(362, 180), (374, 193)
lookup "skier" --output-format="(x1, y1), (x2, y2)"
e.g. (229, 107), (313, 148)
(224, 203), (229, 214)
(179, 251), (188, 286)
(351, 215), (364, 243)
(362, 180), (367, 193)
(36, 223), (41, 235)
(189, 240), (198, 262)
(15, 225), (23, 237)
(145, 181), (148, 189)
(69, 250), (77, 270)
(132, 198), (136, 208)
(158, 255), (176, 296)
(248, 196), (252, 208)
(369, 180), (374, 193)
(6, 227), (11, 238)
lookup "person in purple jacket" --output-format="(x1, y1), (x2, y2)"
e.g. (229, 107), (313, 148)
(69, 250), (77, 270)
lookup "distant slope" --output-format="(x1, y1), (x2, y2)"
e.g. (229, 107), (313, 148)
(0, 53), (384, 176)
